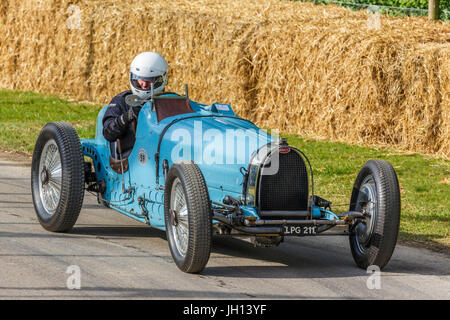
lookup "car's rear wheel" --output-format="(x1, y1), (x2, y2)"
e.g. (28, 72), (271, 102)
(31, 122), (85, 232)
(349, 160), (401, 269)
(164, 161), (212, 273)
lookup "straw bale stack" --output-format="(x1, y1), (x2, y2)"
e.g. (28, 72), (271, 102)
(0, 0), (449, 157)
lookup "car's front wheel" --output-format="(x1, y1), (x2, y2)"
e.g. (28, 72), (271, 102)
(164, 161), (212, 273)
(349, 159), (401, 269)
(31, 122), (85, 232)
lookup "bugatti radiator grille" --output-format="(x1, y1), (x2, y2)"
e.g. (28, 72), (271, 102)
(257, 149), (309, 219)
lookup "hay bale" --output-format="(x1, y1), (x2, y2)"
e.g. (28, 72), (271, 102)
(0, 0), (449, 157)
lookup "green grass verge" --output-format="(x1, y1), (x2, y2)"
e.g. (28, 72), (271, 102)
(0, 89), (448, 252)
(0, 90), (102, 154)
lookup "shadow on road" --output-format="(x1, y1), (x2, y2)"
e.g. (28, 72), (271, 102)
(3, 219), (447, 280)
(0, 286), (352, 299)
(0, 162), (30, 167)
(70, 225), (167, 240)
(61, 225), (450, 279)
(208, 236), (450, 279)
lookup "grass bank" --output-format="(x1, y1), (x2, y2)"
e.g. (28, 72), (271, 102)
(0, 89), (448, 253)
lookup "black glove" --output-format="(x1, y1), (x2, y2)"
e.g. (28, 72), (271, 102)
(119, 107), (137, 126)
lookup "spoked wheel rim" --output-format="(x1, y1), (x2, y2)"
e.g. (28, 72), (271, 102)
(38, 139), (62, 216)
(354, 175), (377, 254)
(170, 178), (189, 257)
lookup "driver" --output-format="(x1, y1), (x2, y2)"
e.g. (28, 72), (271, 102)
(103, 51), (168, 158)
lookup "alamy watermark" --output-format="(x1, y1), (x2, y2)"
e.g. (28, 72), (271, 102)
(66, 265), (81, 290)
(66, 5), (82, 30)
(366, 265), (381, 290)
(366, 5), (382, 30)
(169, 122), (281, 175)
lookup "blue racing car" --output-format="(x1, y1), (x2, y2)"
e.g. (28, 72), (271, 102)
(31, 85), (401, 273)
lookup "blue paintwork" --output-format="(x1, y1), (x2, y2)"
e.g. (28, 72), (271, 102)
(81, 94), (340, 231)
(81, 94), (272, 230)
(312, 206), (340, 220)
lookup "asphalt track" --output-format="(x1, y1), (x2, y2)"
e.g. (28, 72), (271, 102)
(0, 158), (449, 300)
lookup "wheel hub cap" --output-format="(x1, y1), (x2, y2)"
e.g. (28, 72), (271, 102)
(169, 209), (178, 226)
(40, 167), (49, 185)
(355, 175), (377, 251)
(38, 140), (62, 216)
(170, 179), (189, 257)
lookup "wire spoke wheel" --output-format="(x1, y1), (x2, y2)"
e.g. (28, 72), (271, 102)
(31, 122), (84, 232)
(170, 178), (189, 257)
(164, 161), (212, 273)
(38, 139), (62, 215)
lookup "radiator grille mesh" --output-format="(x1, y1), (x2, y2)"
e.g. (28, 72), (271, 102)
(257, 150), (309, 217)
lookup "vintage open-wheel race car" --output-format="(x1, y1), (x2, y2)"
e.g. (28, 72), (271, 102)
(31, 85), (401, 273)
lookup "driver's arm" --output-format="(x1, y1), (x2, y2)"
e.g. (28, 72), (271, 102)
(102, 100), (128, 142)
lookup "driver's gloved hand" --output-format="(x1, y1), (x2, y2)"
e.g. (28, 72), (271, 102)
(119, 107), (137, 126)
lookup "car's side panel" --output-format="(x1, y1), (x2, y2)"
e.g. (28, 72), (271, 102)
(81, 96), (273, 230)
(82, 104), (163, 227)
(126, 104), (165, 228)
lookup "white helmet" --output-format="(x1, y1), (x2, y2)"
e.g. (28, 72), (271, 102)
(129, 52), (168, 99)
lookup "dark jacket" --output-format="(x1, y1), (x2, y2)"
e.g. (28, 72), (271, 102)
(102, 90), (139, 157)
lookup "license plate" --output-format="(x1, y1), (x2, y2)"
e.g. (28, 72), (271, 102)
(282, 224), (318, 236)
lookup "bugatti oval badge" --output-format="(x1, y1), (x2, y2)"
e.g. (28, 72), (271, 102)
(279, 146), (291, 154)
(138, 148), (148, 165)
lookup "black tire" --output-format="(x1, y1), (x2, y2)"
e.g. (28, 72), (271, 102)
(349, 159), (401, 269)
(31, 122), (85, 232)
(164, 161), (212, 273)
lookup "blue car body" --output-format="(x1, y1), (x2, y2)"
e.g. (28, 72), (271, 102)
(81, 94), (282, 231)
